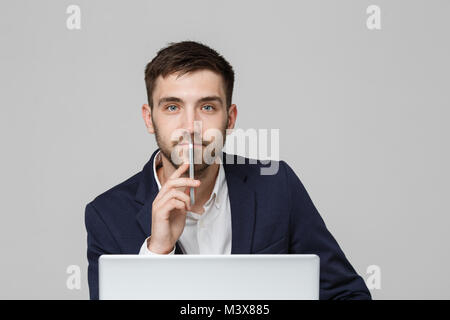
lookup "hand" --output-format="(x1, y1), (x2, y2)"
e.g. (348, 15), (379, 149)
(148, 162), (201, 254)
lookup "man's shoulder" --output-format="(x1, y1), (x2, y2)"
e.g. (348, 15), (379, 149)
(224, 154), (301, 212)
(223, 153), (292, 183)
(85, 170), (143, 218)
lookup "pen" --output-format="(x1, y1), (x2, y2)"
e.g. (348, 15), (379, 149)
(189, 142), (195, 206)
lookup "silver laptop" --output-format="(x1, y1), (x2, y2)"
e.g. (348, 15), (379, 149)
(98, 254), (320, 300)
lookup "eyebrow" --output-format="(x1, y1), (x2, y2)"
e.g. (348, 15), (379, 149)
(158, 96), (224, 107)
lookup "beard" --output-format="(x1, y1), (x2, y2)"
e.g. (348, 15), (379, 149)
(153, 118), (228, 178)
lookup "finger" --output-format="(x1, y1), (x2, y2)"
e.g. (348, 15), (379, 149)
(156, 178), (200, 203)
(161, 198), (188, 217)
(184, 185), (190, 196)
(158, 189), (191, 211)
(169, 162), (190, 180)
(166, 178), (201, 189)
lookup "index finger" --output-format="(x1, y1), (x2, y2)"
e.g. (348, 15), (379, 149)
(169, 162), (190, 180)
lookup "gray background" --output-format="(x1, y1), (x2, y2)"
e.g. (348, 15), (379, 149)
(1, 0), (449, 299)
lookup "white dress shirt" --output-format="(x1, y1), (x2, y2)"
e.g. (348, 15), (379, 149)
(139, 150), (232, 255)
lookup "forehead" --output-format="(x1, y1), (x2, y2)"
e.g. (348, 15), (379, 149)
(153, 69), (226, 101)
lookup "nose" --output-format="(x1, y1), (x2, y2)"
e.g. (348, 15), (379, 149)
(179, 108), (202, 143)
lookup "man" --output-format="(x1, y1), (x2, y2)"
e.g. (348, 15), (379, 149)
(85, 41), (371, 300)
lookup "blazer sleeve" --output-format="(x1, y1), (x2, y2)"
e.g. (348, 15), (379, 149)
(84, 202), (121, 300)
(281, 161), (372, 300)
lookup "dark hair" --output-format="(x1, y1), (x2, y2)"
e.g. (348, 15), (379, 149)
(144, 41), (235, 110)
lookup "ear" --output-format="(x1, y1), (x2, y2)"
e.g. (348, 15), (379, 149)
(142, 104), (155, 134)
(226, 104), (237, 131)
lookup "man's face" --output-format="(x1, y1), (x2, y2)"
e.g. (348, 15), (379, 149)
(145, 69), (235, 176)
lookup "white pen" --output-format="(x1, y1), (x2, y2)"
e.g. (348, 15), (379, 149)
(189, 142), (195, 205)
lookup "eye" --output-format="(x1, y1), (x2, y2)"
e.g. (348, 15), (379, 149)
(202, 105), (215, 111)
(166, 105), (178, 112)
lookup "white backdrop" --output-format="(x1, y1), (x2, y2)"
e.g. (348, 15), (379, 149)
(0, 0), (449, 299)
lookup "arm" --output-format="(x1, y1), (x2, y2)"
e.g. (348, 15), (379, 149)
(85, 202), (121, 300)
(281, 161), (371, 300)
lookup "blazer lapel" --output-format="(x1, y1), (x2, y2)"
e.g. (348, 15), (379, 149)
(135, 149), (160, 237)
(223, 152), (256, 254)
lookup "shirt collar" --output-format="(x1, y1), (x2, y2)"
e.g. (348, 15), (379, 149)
(152, 150), (225, 209)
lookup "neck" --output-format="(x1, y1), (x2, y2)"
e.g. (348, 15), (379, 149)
(157, 155), (219, 214)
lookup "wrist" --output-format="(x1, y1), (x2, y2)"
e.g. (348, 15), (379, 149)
(147, 237), (174, 254)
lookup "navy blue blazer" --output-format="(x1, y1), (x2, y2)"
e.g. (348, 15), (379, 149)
(85, 149), (371, 300)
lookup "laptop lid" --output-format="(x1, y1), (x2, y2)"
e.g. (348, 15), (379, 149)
(98, 254), (320, 300)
